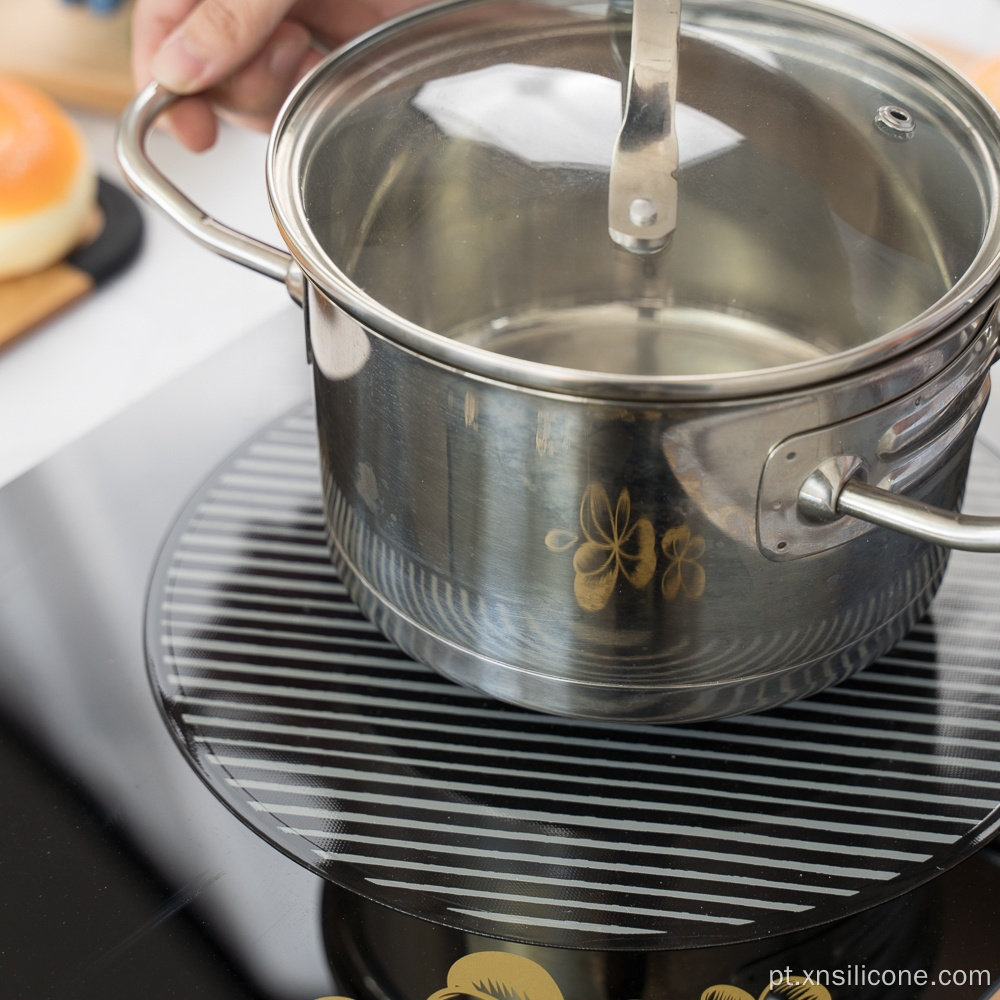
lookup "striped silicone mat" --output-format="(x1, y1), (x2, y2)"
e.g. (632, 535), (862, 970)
(146, 403), (1000, 951)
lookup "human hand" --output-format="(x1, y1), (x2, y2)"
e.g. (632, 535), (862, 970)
(132, 0), (427, 150)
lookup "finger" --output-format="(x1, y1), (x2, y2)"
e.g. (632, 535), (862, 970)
(210, 19), (314, 124)
(131, 0), (201, 87)
(164, 95), (220, 151)
(165, 18), (317, 149)
(290, 0), (414, 47)
(218, 44), (323, 133)
(131, 0), (214, 149)
(149, 0), (297, 94)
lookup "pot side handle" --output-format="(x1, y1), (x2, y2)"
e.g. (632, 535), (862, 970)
(116, 82), (303, 305)
(798, 463), (1000, 552)
(835, 480), (1000, 552)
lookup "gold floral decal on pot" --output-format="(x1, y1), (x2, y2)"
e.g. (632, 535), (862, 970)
(316, 953), (565, 1000)
(661, 524), (707, 601)
(545, 482), (656, 612)
(429, 952), (565, 1000)
(703, 976), (832, 1000)
(464, 391), (479, 431)
(546, 482), (707, 611)
(315, 956), (837, 1000)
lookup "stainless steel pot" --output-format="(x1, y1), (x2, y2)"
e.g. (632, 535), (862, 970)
(118, 0), (1000, 723)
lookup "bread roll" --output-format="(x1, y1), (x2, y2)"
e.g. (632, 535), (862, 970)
(0, 76), (97, 280)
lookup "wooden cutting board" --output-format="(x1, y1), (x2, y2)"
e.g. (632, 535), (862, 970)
(0, 2), (134, 113)
(0, 179), (143, 350)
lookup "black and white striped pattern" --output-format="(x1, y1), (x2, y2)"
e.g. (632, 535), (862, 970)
(147, 404), (1000, 950)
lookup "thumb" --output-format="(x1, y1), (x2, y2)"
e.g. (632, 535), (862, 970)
(150, 0), (295, 94)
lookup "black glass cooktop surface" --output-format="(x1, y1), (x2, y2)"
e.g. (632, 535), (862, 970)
(3, 311), (1000, 999)
(147, 403), (1000, 952)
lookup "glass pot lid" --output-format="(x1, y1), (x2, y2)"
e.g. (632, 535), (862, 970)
(268, 0), (1000, 399)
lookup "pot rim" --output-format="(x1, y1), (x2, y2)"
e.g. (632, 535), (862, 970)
(267, 0), (1000, 403)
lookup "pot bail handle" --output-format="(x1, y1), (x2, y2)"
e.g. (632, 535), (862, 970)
(116, 83), (303, 304)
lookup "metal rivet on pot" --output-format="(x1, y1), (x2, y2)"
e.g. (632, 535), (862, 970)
(875, 105), (915, 139)
(629, 198), (659, 228)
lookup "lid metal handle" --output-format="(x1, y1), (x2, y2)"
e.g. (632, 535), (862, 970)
(608, 0), (681, 254)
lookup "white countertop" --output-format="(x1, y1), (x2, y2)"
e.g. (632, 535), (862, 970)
(2, 0), (1000, 489)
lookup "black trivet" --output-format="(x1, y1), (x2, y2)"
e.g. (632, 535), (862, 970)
(147, 404), (1000, 951)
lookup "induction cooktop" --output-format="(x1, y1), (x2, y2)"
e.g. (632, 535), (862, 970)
(2, 311), (1000, 1000)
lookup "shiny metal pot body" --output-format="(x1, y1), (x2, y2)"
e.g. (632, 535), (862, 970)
(117, 0), (1000, 721)
(308, 283), (997, 722)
